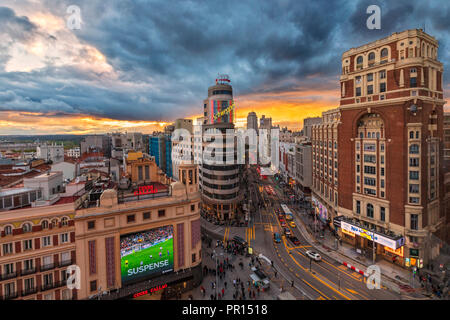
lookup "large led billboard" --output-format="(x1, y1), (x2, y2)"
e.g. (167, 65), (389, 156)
(120, 225), (174, 284)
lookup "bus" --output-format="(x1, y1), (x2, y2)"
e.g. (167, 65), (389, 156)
(281, 204), (293, 221)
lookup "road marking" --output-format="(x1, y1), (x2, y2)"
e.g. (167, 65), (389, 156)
(316, 296), (326, 300)
(302, 279), (330, 300)
(346, 288), (358, 295)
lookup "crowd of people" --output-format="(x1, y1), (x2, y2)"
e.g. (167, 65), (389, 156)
(120, 225), (173, 255)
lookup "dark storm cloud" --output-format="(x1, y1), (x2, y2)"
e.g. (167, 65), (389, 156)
(0, 0), (449, 123)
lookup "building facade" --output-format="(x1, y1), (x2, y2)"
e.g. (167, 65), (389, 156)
(74, 161), (201, 300)
(313, 29), (446, 267)
(37, 143), (64, 164)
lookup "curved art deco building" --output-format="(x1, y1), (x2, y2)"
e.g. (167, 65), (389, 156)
(199, 77), (243, 221)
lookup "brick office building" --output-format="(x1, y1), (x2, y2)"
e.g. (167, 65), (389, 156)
(313, 29), (446, 267)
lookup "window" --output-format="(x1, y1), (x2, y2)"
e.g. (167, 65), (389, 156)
(416, 131), (419, 139)
(367, 73), (373, 81)
(51, 219), (58, 228)
(3, 243), (13, 255)
(357, 175), (360, 183)
(192, 253), (196, 263)
(4, 263), (14, 274)
(381, 167), (385, 176)
(90, 280), (97, 292)
(364, 155), (376, 163)
(61, 217), (68, 227)
(380, 155), (384, 164)
(410, 214), (419, 230)
(409, 158), (419, 167)
(4, 225), (12, 236)
(24, 259), (34, 271)
(191, 204), (195, 212)
(410, 68), (417, 73)
(357, 165), (360, 173)
(368, 52), (375, 60)
(158, 210), (165, 218)
(356, 56), (363, 65)
(364, 188), (376, 195)
(23, 223), (32, 233)
(380, 144), (385, 151)
(364, 143), (376, 152)
(143, 212), (151, 220)
(43, 236), (51, 247)
(410, 131), (414, 139)
(380, 207), (385, 221)
(24, 278), (34, 291)
(367, 85), (373, 95)
(381, 48), (388, 58)
(367, 204), (374, 218)
(356, 87), (361, 97)
(127, 215), (135, 223)
(23, 239), (33, 251)
(381, 180), (385, 188)
(410, 77), (417, 87)
(138, 166), (143, 180)
(409, 144), (419, 154)
(380, 82), (386, 92)
(364, 177), (376, 186)
(409, 197), (419, 204)
(379, 70), (386, 79)
(43, 273), (53, 286)
(409, 184), (419, 193)
(41, 220), (49, 229)
(87, 221), (95, 230)
(409, 171), (419, 180)
(60, 233), (69, 244)
(356, 201), (361, 214)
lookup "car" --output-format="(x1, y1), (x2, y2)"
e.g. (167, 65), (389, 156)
(289, 221), (296, 228)
(284, 228), (291, 236)
(273, 232), (281, 243)
(279, 216), (285, 223)
(281, 221), (287, 228)
(289, 236), (300, 246)
(305, 250), (321, 261)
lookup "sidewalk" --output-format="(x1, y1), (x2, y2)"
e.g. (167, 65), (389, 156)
(291, 205), (435, 299)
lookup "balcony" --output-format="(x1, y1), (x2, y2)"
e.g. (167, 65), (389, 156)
(21, 267), (37, 276)
(0, 291), (18, 300)
(41, 282), (55, 292)
(21, 287), (38, 297)
(59, 259), (73, 268)
(40, 263), (55, 272)
(0, 271), (17, 281)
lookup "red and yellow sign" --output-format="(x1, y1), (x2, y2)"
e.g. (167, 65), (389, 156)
(342, 228), (356, 237)
(385, 245), (404, 257)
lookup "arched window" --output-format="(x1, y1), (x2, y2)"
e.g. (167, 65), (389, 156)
(409, 144), (419, 154)
(41, 220), (49, 229)
(381, 48), (388, 58)
(51, 218), (58, 228)
(23, 223), (32, 233)
(61, 217), (69, 227)
(367, 204), (374, 218)
(4, 225), (12, 236)
(368, 52), (375, 60)
(356, 56), (363, 64)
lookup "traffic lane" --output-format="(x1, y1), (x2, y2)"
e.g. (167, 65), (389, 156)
(251, 213), (321, 299)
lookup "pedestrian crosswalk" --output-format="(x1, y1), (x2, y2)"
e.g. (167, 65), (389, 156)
(245, 225), (255, 246)
(223, 227), (230, 243)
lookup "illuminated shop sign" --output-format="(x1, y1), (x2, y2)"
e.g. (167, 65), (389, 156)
(385, 246), (404, 257)
(340, 221), (404, 250)
(132, 284), (168, 298)
(133, 185), (158, 196)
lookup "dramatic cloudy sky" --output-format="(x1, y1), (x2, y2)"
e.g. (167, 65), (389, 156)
(0, 0), (449, 134)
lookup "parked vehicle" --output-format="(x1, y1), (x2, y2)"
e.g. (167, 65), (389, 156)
(305, 250), (321, 261)
(273, 232), (281, 243)
(289, 221), (296, 228)
(284, 228), (291, 236)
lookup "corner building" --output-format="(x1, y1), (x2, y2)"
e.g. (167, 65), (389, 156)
(313, 29), (446, 267)
(75, 162), (202, 300)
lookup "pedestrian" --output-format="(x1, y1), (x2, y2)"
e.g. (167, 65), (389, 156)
(224, 281), (227, 289)
(222, 288), (225, 296)
(274, 270), (277, 278)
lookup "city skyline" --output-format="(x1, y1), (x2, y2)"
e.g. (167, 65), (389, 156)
(1, 0), (450, 135)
